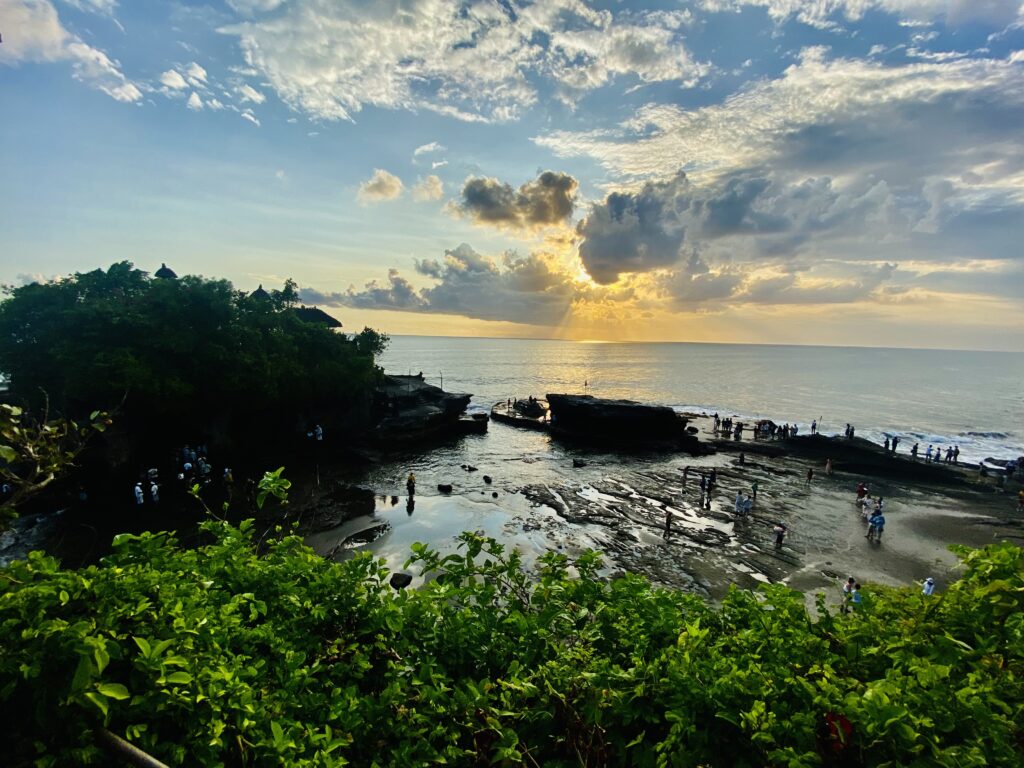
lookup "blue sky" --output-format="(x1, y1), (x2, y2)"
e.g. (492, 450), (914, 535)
(2, 0), (1023, 349)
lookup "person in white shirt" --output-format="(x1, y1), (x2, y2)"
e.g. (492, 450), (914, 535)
(922, 577), (936, 596)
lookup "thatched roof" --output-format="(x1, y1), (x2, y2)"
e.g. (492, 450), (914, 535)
(154, 263), (178, 279)
(293, 306), (342, 328)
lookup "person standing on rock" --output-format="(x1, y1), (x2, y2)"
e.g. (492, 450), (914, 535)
(925, 445), (933, 461)
(911, 443), (919, 459)
(811, 419), (817, 435)
(953, 446), (960, 464)
(751, 480), (759, 501)
(709, 469), (718, 490)
(735, 491), (743, 515)
(681, 465), (690, 486)
(407, 472), (416, 495)
(892, 436), (900, 453)
(773, 523), (786, 547)
(742, 494), (753, 516)
(806, 467), (814, 486)
(826, 458), (834, 476)
(884, 437), (890, 453)
(664, 508), (673, 538)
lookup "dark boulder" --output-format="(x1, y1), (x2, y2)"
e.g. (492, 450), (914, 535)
(437, 483), (453, 493)
(482, 475), (492, 484)
(547, 394), (705, 453)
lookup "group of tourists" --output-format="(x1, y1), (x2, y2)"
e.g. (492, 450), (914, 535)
(909, 443), (960, 463)
(855, 482), (886, 542)
(132, 470), (160, 506)
(760, 421), (799, 439)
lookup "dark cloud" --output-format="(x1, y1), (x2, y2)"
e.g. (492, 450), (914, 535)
(456, 171), (578, 231)
(660, 252), (744, 305)
(301, 269), (425, 310)
(305, 244), (577, 326)
(576, 174), (689, 284)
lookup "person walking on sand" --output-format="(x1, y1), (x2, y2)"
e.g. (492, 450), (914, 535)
(922, 577), (935, 596)
(867, 510), (886, 542)
(773, 523), (786, 547)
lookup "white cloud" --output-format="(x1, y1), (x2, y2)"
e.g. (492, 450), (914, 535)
(536, 49), (1024, 196)
(697, 0), (1022, 29)
(185, 61), (208, 84)
(236, 83), (265, 103)
(357, 168), (404, 203)
(413, 141), (445, 157)
(1, 0), (142, 102)
(160, 69), (188, 89)
(59, 0), (117, 15)
(412, 174), (444, 202)
(187, 91), (203, 110)
(226, 0), (285, 15)
(219, 0), (707, 123)
(206, 98), (225, 110)
(432, 160), (449, 169)
(240, 109), (261, 126)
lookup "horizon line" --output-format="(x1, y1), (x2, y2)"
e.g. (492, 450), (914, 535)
(380, 333), (1024, 355)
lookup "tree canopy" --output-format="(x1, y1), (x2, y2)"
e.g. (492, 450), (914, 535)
(0, 263), (385, 443)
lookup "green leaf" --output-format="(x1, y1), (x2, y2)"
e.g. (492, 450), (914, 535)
(93, 645), (110, 675)
(0, 445), (16, 463)
(132, 637), (152, 658)
(97, 683), (130, 700)
(165, 671), (192, 685)
(84, 692), (109, 717)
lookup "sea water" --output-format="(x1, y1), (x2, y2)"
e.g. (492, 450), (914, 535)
(380, 336), (1024, 463)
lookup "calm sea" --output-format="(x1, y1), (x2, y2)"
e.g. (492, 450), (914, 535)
(380, 336), (1024, 463)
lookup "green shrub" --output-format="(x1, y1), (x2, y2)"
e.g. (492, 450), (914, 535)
(1, 524), (1021, 766)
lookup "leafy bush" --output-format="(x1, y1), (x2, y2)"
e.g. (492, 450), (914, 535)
(1, 525), (1021, 766)
(0, 263), (385, 438)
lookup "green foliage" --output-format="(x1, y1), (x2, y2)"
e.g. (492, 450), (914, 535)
(0, 263), (384, 430)
(1, 522), (1021, 766)
(351, 326), (390, 358)
(0, 404), (108, 530)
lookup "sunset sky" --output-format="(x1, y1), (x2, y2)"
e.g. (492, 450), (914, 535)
(2, 0), (1023, 349)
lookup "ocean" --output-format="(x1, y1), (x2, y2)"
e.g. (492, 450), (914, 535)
(380, 336), (1024, 464)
